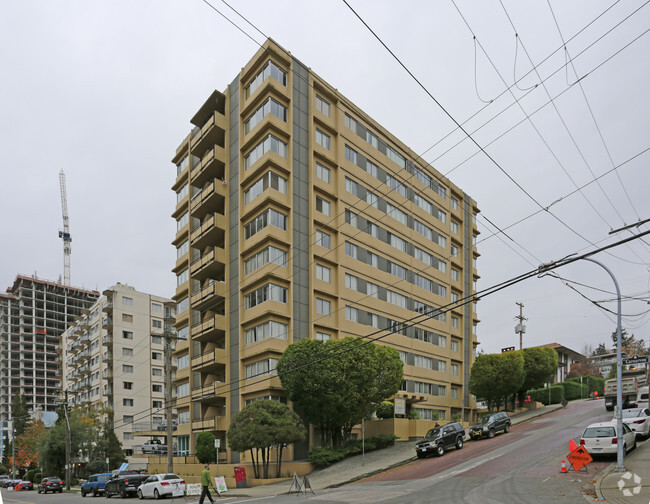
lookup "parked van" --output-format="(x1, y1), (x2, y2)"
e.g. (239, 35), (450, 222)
(637, 386), (649, 409)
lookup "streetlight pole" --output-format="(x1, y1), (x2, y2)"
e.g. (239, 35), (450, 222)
(581, 257), (624, 470)
(64, 390), (72, 490)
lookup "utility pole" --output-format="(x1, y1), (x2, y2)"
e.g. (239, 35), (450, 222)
(514, 302), (527, 350)
(164, 332), (174, 473)
(11, 420), (15, 479)
(64, 390), (71, 490)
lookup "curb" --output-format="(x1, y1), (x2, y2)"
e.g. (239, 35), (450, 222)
(594, 462), (616, 501)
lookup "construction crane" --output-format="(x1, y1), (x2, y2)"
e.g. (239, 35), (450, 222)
(58, 170), (72, 286)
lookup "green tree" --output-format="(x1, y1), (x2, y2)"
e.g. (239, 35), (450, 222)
(276, 338), (402, 447)
(89, 423), (126, 473)
(469, 352), (525, 411)
(375, 401), (394, 419)
(594, 343), (608, 356)
(227, 400), (306, 478)
(517, 347), (558, 403)
(195, 432), (216, 464)
(11, 394), (30, 437)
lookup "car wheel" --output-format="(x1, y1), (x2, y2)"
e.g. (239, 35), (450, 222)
(106, 490), (111, 498)
(456, 436), (463, 449)
(82, 490), (86, 497)
(138, 489), (144, 500)
(92, 488), (98, 497)
(488, 429), (495, 439)
(121, 488), (128, 499)
(435, 443), (445, 457)
(59, 489), (63, 493)
(504, 423), (510, 433)
(37, 488), (41, 494)
(154, 488), (160, 499)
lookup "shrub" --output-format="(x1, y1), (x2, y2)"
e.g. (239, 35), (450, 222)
(376, 401), (394, 419)
(25, 469), (38, 482)
(372, 434), (398, 449)
(308, 447), (347, 468)
(529, 385), (564, 405)
(561, 381), (589, 400)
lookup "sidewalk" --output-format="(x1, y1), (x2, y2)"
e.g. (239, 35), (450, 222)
(184, 404), (563, 500)
(596, 437), (650, 503)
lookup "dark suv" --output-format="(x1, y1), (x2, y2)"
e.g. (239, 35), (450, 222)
(469, 411), (511, 440)
(38, 477), (63, 494)
(415, 422), (465, 458)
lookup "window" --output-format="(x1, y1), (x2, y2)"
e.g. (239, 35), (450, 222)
(122, 348), (133, 357)
(316, 265), (331, 283)
(244, 97), (287, 134)
(316, 197), (331, 216)
(451, 245), (459, 257)
(244, 208), (288, 239)
(451, 340), (459, 352)
(123, 398), (133, 407)
(366, 191), (379, 208)
(451, 292), (459, 303)
(122, 313), (133, 323)
(244, 134), (288, 170)
(176, 383), (190, 397)
(389, 233), (407, 253)
(366, 281), (379, 298)
(316, 129), (330, 149)
(345, 177), (358, 195)
(345, 145), (358, 164)
(369, 313), (380, 328)
(451, 316), (459, 328)
(390, 262), (408, 280)
(152, 368), (163, 377)
(153, 400), (163, 409)
(316, 332), (330, 341)
(368, 222), (379, 238)
(123, 432), (134, 440)
(177, 212), (188, 231)
(244, 358), (278, 379)
(177, 268), (189, 286)
(176, 354), (189, 369)
(177, 326), (189, 340)
(451, 364), (460, 376)
(451, 197), (459, 210)
(345, 241), (358, 258)
(176, 183), (189, 203)
(451, 221), (459, 234)
(316, 95), (330, 116)
(345, 273), (358, 291)
(451, 269), (459, 282)
(244, 170), (288, 205)
(245, 60), (287, 98)
(367, 251), (378, 268)
(123, 381), (133, 390)
(152, 335), (162, 345)
(152, 352), (162, 361)
(315, 230), (330, 249)
(316, 298), (331, 315)
(177, 297), (189, 314)
(386, 203), (408, 225)
(345, 306), (358, 322)
(122, 296), (133, 306)
(123, 415), (134, 424)
(451, 388), (459, 399)
(152, 384), (163, 393)
(151, 303), (162, 313)
(387, 290), (407, 309)
(316, 162), (330, 183)
(122, 365), (133, 373)
(245, 320), (288, 345)
(244, 246), (288, 275)
(152, 319), (162, 329)
(122, 331), (133, 340)
(385, 175), (406, 197)
(244, 283), (288, 309)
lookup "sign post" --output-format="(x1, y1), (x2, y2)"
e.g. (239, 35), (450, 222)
(214, 438), (220, 476)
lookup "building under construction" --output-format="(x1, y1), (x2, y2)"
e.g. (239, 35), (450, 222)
(0, 275), (99, 422)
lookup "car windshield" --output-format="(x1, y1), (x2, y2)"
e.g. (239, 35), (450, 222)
(583, 426), (615, 438)
(479, 414), (494, 422)
(622, 409), (643, 418)
(425, 427), (441, 438)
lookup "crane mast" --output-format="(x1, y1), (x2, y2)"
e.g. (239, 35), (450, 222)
(58, 170), (72, 286)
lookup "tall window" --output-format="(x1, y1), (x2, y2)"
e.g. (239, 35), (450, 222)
(345, 306), (358, 322)
(245, 358), (278, 379)
(244, 283), (288, 309)
(245, 320), (288, 345)
(244, 171), (288, 205)
(244, 246), (287, 275)
(316, 265), (331, 283)
(316, 298), (331, 315)
(316, 129), (331, 150)
(316, 95), (330, 116)
(316, 162), (330, 183)
(316, 197), (331, 216)
(315, 230), (330, 249)
(244, 134), (288, 170)
(245, 60), (287, 98)
(244, 97), (287, 134)
(244, 209), (288, 239)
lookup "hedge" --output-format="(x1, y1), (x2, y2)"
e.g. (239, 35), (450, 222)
(566, 376), (604, 396)
(529, 384), (564, 405)
(309, 434), (398, 467)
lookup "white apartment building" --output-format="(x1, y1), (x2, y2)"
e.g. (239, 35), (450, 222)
(63, 283), (175, 456)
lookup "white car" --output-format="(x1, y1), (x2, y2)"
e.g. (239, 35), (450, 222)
(137, 473), (185, 500)
(619, 408), (650, 438)
(580, 421), (636, 456)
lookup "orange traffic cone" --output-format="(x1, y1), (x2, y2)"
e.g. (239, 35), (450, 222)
(561, 460), (567, 473)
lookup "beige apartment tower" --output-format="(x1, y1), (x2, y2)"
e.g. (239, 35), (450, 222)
(171, 39), (480, 462)
(63, 283), (175, 456)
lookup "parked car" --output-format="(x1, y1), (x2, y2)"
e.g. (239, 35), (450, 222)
(14, 480), (33, 490)
(80, 472), (112, 497)
(0, 476), (12, 487)
(38, 477), (63, 493)
(4, 479), (21, 488)
(469, 411), (511, 440)
(415, 422), (465, 458)
(142, 439), (167, 454)
(137, 473), (186, 500)
(104, 470), (148, 498)
(580, 421), (636, 456)
(619, 408), (650, 438)
(636, 386), (649, 409)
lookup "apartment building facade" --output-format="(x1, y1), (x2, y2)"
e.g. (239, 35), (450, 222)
(62, 283), (175, 456)
(171, 39), (480, 462)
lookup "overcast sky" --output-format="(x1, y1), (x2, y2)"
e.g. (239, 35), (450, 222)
(1, 0), (648, 356)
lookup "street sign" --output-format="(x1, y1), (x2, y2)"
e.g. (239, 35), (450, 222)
(567, 445), (593, 471)
(214, 438), (220, 449)
(501, 346), (515, 353)
(622, 355), (649, 365)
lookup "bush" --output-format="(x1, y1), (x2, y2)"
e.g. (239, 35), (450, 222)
(372, 434), (398, 449)
(529, 385), (564, 405)
(309, 447), (347, 468)
(376, 401), (394, 419)
(25, 469), (38, 482)
(561, 381), (586, 400)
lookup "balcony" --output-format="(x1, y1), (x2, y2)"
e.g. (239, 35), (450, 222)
(191, 348), (227, 373)
(190, 111), (226, 159)
(190, 180), (227, 221)
(103, 351), (113, 363)
(102, 300), (113, 312)
(190, 281), (227, 311)
(194, 382), (226, 405)
(102, 317), (113, 328)
(190, 247), (226, 282)
(102, 368), (113, 380)
(191, 315), (226, 343)
(190, 213), (226, 251)
(191, 145), (226, 188)
(102, 334), (113, 346)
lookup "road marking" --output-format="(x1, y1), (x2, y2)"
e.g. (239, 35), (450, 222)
(542, 477), (551, 482)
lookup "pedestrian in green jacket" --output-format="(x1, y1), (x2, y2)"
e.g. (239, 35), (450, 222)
(199, 464), (219, 503)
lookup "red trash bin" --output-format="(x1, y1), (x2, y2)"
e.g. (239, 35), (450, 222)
(234, 466), (247, 488)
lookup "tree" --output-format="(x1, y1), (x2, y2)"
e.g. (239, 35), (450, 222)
(376, 401), (394, 419)
(89, 423), (126, 472)
(611, 328), (647, 357)
(196, 432), (216, 464)
(593, 343), (608, 356)
(227, 400), (306, 478)
(567, 362), (602, 379)
(11, 419), (44, 475)
(276, 338), (403, 447)
(469, 352), (525, 411)
(11, 394), (30, 437)
(517, 347), (558, 403)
